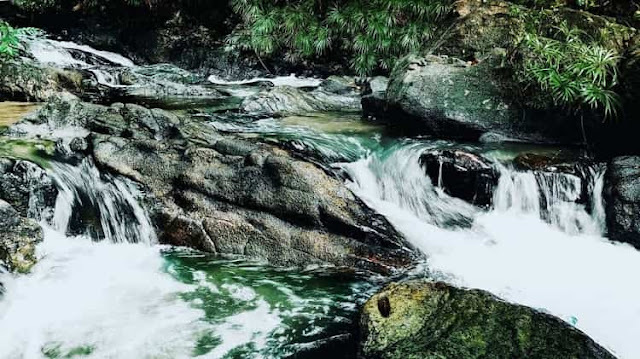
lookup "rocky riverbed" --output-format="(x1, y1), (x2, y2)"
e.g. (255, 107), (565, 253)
(2, 1), (640, 358)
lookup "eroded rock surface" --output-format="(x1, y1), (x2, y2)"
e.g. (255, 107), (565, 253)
(20, 96), (417, 273)
(242, 77), (361, 117)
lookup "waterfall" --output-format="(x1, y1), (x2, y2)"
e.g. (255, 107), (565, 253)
(341, 144), (640, 359)
(493, 164), (606, 235)
(49, 158), (156, 244)
(26, 38), (134, 87)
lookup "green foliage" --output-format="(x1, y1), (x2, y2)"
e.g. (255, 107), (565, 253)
(0, 21), (39, 60)
(515, 20), (622, 119)
(228, 0), (454, 76)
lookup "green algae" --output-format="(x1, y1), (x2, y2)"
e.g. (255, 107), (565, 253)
(0, 137), (55, 168)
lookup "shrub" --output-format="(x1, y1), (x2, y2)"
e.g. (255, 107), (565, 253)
(227, 0), (455, 76)
(0, 21), (38, 60)
(514, 18), (622, 120)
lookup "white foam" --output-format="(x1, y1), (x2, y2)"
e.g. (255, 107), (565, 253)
(29, 39), (134, 68)
(208, 74), (322, 88)
(0, 228), (206, 359)
(341, 147), (640, 359)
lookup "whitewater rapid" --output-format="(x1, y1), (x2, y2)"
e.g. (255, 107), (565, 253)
(7, 36), (640, 359)
(340, 144), (640, 359)
(0, 158), (367, 359)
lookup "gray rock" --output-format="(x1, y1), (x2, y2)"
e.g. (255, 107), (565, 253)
(0, 200), (42, 273)
(0, 59), (84, 101)
(242, 79), (361, 116)
(605, 156), (640, 247)
(33, 97), (417, 273)
(364, 55), (581, 143)
(0, 158), (57, 221)
(360, 280), (616, 359)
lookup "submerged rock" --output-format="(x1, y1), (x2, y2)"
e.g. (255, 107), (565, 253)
(514, 152), (590, 176)
(360, 281), (616, 359)
(605, 156), (640, 247)
(24, 97), (417, 273)
(419, 149), (498, 207)
(241, 77), (361, 117)
(0, 200), (42, 273)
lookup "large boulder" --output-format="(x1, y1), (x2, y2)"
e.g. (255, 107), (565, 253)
(360, 281), (616, 359)
(419, 149), (498, 207)
(366, 55), (579, 143)
(22, 97), (417, 274)
(0, 59), (84, 101)
(0, 200), (42, 273)
(363, 1), (636, 144)
(605, 156), (640, 247)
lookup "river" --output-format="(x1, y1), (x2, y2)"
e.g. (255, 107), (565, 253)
(1, 38), (639, 359)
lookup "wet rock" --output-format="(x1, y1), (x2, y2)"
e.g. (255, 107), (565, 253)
(362, 76), (389, 120)
(419, 149), (498, 207)
(605, 156), (640, 247)
(31, 97), (417, 273)
(0, 200), (42, 273)
(0, 158), (57, 221)
(0, 59), (84, 101)
(241, 78), (361, 117)
(514, 152), (592, 176)
(360, 280), (617, 359)
(113, 65), (226, 109)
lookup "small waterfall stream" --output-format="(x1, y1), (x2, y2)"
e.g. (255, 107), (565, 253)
(493, 164), (605, 235)
(49, 159), (156, 244)
(0, 153), (370, 359)
(3, 37), (640, 358)
(341, 145), (639, 359)
(27, 38), (135, 88)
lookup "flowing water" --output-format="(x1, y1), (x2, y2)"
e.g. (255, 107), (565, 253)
(0, 157), (376, 358)
(3, 38), (640, 358)
(207, 113), (640, 359)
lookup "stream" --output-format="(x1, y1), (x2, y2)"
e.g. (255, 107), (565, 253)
(1, 37), (640, 359)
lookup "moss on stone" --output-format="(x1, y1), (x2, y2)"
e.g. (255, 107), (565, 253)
(360, 281), (616, 359)
(0, 138), (55, 169)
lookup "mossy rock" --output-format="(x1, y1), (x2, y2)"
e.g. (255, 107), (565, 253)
(0, 199), (42, 273)
(360, 281), (616, 359)
(0, 138), (55, 168)
(447, 0), (635, 59)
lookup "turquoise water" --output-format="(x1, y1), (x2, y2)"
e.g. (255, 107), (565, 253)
(163, 249), (378, 358)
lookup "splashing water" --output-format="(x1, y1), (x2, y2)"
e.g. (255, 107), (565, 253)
(0, 229), (206, 359)
(27, 39), (134, 87)
(340, 144), (640, 359)
(49, 159), (157, 244)
(0, 157), (371, 358)
(208, 74), (322, 88)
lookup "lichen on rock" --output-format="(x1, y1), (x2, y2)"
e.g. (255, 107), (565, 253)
(360, 280), (617, 359)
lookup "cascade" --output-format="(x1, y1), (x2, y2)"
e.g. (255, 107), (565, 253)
(341, 145), (640, 359)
